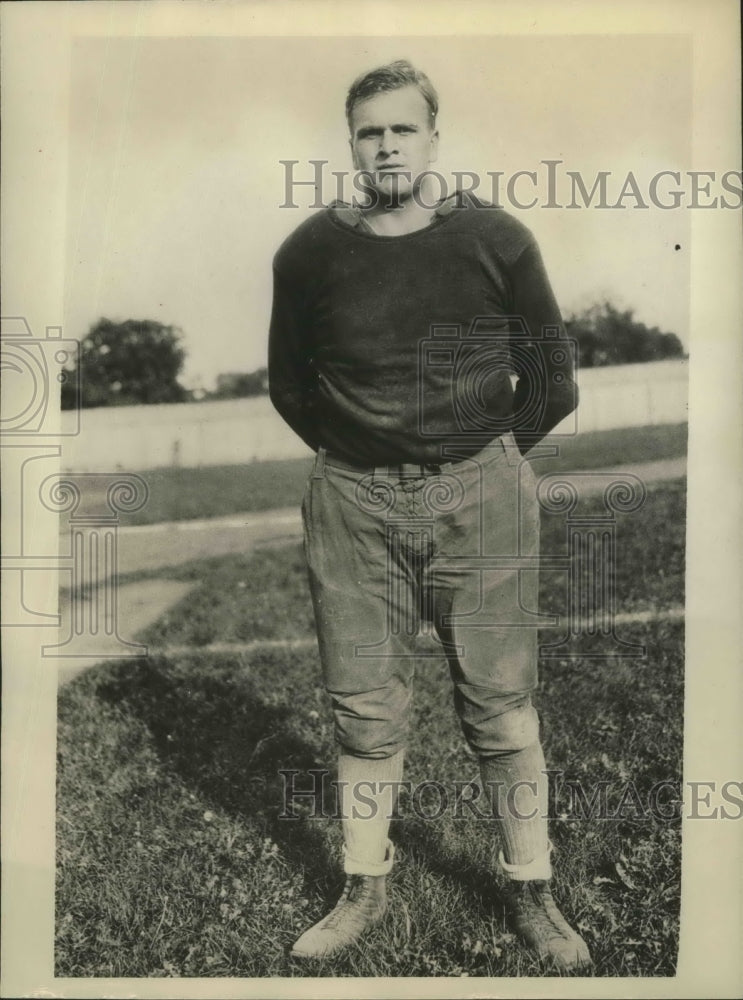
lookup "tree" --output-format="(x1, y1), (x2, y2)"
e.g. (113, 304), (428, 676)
(62, 318), (189, 408)
(564, 302), (685, 368)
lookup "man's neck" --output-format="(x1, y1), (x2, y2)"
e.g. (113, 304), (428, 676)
(362, 176), (441, 236)
(363, 198), (436, 237)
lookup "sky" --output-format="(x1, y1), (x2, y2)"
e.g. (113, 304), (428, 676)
(65, 33), (693, 389)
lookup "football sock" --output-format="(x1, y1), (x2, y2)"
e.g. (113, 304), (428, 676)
(337, 750), (404, 875)
(479, 741), (552, 879)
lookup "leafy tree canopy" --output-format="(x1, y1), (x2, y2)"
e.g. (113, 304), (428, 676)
(565, 301), (685, 368)
(62, 318), (189, 409)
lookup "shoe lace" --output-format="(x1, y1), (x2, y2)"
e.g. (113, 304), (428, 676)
(323, 876), (370, 930)
(513, 882), (570, 942)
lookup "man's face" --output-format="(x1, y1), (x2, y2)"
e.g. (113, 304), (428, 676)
(349, 85), (439, 203)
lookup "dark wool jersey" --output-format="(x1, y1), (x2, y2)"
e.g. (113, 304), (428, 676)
(268, 192), (578, 466)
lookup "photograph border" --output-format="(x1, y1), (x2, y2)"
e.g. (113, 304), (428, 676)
(2, 2), (741, 997)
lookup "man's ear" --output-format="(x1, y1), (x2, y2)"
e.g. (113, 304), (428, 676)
(429, 129), (439, 164)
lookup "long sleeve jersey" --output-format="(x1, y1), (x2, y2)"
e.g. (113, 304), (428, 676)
(268, 192), (577, 466)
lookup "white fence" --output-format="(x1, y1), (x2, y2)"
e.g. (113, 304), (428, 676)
(60, 358), (688, 472)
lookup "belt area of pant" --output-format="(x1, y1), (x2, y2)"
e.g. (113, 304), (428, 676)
(322, 449), (456, 478)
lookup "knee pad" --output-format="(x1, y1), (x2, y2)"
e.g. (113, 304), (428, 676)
(459, 694), (540, 756)
(332, 692), (409, 760)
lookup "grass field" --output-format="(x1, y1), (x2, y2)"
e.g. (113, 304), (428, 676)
(56, 477), (686, 979)
(114, 422), (687, 526)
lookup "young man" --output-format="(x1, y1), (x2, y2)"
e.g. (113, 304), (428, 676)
(268, 60), (590, 972)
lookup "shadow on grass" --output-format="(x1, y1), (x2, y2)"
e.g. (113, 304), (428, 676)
(92, 652), (512, 918)
(63, 624), (683, 977)
(94, 653), (346, 899)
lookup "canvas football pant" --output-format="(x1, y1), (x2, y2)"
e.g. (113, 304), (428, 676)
(302, 431), (541, 759)
(302, 432), (550, 877)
